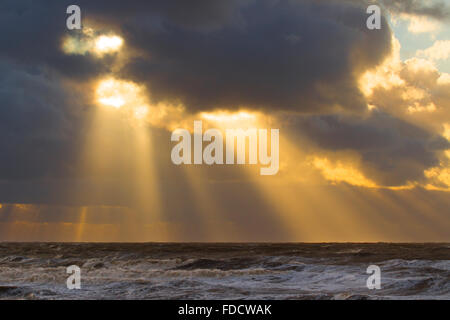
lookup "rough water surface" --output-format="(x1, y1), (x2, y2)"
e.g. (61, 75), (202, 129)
(0, 243), (448, 299)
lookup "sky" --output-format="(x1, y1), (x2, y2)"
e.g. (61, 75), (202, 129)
(0, 0), (449, 242)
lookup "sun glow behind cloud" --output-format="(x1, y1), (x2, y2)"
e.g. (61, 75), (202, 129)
(96, 78), (134, 108)
(62, 30), (123, 56)
(312, 157), (377, 188)
(201, 111), (255, 122)
(199, 110), (271, 131)
(94, 35), (123, 54)
(95, 78), (150, 121)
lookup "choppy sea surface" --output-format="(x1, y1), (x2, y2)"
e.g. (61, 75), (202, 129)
(0, 243), (448, 300)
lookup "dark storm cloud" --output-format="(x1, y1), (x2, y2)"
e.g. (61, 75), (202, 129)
(0, 61), (85, 180)
(0, 0), (111, 79)
(113, 0), (391, 112)
(78, 0), (251, 31)
(0, 0), (392, 113)
(291, 111), (450, 186)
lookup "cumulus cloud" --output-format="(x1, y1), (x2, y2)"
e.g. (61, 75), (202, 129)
(360, 34), (450, 131)
(417, 40), (450, 61)
(401, 14), (442, 33)
(352, 34), (450, 189)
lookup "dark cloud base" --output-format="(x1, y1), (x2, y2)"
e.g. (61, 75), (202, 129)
(288, 111), (450, 186)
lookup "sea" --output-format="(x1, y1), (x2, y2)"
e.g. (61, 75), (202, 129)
(0, 243), (448, 300)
